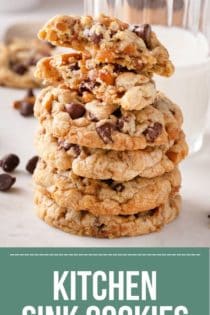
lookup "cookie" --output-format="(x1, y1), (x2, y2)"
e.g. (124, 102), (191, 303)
(38, 14), (174, 77)
(35, 190), (181, 238)
(33, 159), (181, 216)
(34, 86), (183, 151)
(0, 38), (54, 88)
(35, 53), (157, 110)
(35, 127), (188, 181)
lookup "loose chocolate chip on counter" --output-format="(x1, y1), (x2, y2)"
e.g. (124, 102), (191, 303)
(143, 122), (163, 142)
(13, 89), (35, 117)
(130, 24), (151, 48)
(26, 156), (39, 174)
(26, 88), (35, 98)
(10, 63), (28, 75)
(19, 101), (34, 117)
(91, 32), (103, 44)
(0, 154), (20, 172)
(208, 214), (210, 218)
(96, 122), (115, 144)
(0, 173), (16, 191)
(65, 103), (86, 120)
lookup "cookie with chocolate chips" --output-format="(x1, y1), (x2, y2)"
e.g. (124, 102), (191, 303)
(33, 159), (181, 216)
(38, 14), (174, 77)
(35, 127), (188, 181)
(0, 38), (54, 88)
(35, 190), (181, 238)
(34, 86), (183, 151)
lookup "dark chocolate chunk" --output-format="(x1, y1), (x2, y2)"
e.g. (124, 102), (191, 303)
(116, 118), (124, 130)
(26, 88), (34, 98)
(130, 24), (151, 48)
(112, 183), (124, 192)
(112, 107), (122, 118)
(102, 179), (124, 192)
(96, 122), (115, 144)
(0, 173), (16, 191)
(102, 179), (114, 186)
(0, 154), (20, 172)
(58, 140), (81, 157)
(79, 80), (100, 94)
(114, 64), (129, 73)
(11, 63), (28, 75)
(65, 103), (86, 119)
(143, 122), (163, 142)
(69, 63), (80, 71)
(19, 101), (34, 117)
(87, 111), (99, 122)
(91, 32), (103, 44)
(26, 156), (39, 174)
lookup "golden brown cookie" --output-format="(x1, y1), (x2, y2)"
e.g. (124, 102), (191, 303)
(34, 86), (183, 151)
(35, 190), (181, 238)
(35, 53), (156, 110)
(34, 159), (181, 216)
(35, 127), (188, 181)
(38, 14), (174, 76)
(0, 38), (54, 88)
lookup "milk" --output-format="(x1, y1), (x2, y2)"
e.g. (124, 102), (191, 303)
(153, 26), (210, 153)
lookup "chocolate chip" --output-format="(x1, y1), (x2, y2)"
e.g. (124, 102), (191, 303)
(87, 111), (99, 122)
(112, 107), (122, 118)
(91, 32), (103, 44)
(96, 122), (115, 144)
(102, 179), (114, 186)
(26, 156), (39, 174)
(130, 24), (151, 48)
(143, 122), (163, 142)
(19, 101), (34, 117)
(11, 63), (28, 75)
(69, 63), (80, 71)
(208, 214), (210, 218)
(112, 183), (124, 192)
(0, 154), (20, 172)
(58, 140), (72, 151)
(79, 80), (100, 94)
(58, 140), (81, 157)
(26, 88), (34, 98)
(102, 179), (124, 192)
(0, 173), (16, 191)
(114, 64), (129, 73)
(65, 103), (86, 119)
(70, 144), (81, 157)
(116, 118), (124, 130)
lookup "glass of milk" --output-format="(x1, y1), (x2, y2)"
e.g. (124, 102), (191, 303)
(84, 0), (210, 154)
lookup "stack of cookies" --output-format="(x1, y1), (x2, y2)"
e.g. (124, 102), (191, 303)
(33, 14), (188, 238)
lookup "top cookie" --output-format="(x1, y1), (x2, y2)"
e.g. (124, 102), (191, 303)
(38, 14), (174, 77)
(0, 38), (54, 88)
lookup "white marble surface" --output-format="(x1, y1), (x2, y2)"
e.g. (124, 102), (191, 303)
(0, 1), (210, 247)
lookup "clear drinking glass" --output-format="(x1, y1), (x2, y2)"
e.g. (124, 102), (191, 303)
(84, 0), (210, 154)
